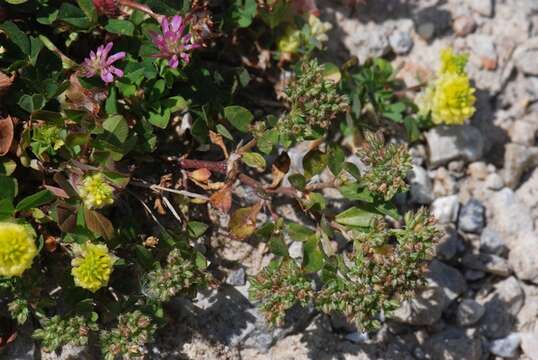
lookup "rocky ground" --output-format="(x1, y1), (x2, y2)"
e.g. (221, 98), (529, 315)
(4, 0), (538, 359)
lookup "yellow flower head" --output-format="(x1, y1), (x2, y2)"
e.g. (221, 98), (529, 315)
(439, 47), (469, 75)
(79, 173), (114, 209)
(278, 27), (302, 54)
(71, 242), (116, 292)
(430, 73), (476, 125)
(0, 222), (37, 277)
(308, 14), (332, 44)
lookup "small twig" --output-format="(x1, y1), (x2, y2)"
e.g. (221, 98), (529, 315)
(125, 188), (166, 230)
(161, 196), (183, 224)
(238, 173), (300, 198)
(305, 179), (338, 191)
(130, 180), (210, 201)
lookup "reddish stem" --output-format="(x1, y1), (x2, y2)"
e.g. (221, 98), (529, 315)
(119, 0), (162, 21)
(179, 159), (227, 174)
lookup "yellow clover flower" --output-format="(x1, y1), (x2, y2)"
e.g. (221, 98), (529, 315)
(0, 222), (37, 277)
(79, 173), (114, 209)
(308, 14), (332, 44)
(278, 27), (302, 54)
(71, 242), (117, 292)
(430, 73), (476, 125)
(439, 47), (469, 75)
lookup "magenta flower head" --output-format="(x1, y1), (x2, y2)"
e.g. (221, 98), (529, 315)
(150, 15), (200, 69)
(82, 42), (126, 84)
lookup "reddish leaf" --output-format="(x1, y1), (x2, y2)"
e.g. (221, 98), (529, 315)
(229, 202), (262, 240)
(210, 186), (232, 213)
(83, 208), (114, 240)
(0, 116), (14, 156)
(44, 185), (70, 199)
(0, 72), (14, 97)
(56, 202), (77, 233)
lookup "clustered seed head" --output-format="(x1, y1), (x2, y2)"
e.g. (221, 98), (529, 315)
(0, 222), (37, 278)
(71, 242), (117, 292)
(249, 259), (314, 326)
(282, 59), (349, 140)
(33, 315), (97, 353)
(143, 249), (207, 302)
(100, 310), (156, 360)
(317, 208), (439, 331)
(358, 131), (412, 201)
(79, 173), (115, 209)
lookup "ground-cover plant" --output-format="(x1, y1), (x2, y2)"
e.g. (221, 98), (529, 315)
(0, 0), (454, 357)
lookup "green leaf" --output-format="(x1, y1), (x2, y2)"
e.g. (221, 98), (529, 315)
(195, 251), (208, 270)
(105, 19), (135, 36)
(228, 0), (257, 28)
(0, 160), (17, 176)
(328, 145), (345, 176)
(57, 3), (92, 28)
(29, 37), (44, 66)
(287, 223), (315, 242)
(187, 221), (209, 238)
(0, 199), (14, 221)
(339, 183), (374, 202)
(242, 152), (266, 171)
(373, 200), (400, 220)
(102, 115), (129, 144)
(0, 21), (30, 55)
(303, 150), (327, 179)
(148, 108), (171, 129)
(322, 63), (342, 83)
(303, 236), (324, 273)
(304, 192), (326, 211)
(105, 87), (118, 114)
(16, 190), (54, 212)
(288, 174), (306, 191)
(383, 102), (406, 123)
(77, 0), (98, 23)
(224, 106), (253, 132)
(269, 235), (288, 257)
(0, 176), (18, 200)
(18, 94), (45, 113)
(135, 245), (154, 269)
(216, 124), (233, 140)
(343, 162), (361, 179)
(404, 116), (421, 143)
(257, 129), (278, 154)
(5, 0), (28, 4)
(162, 96), (189, 112)
(335, 206), (378, 227)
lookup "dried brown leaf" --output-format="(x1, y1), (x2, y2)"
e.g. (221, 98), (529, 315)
(269, 151), (290, 189)
(0, 116), (14, 156)
(229, 202), (262, 240)
(210, 186), (232, 213)
(209, 130), (229, 158)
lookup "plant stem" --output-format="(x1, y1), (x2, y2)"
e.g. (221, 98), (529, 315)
(119, 0), (162, 21)
(179, 159), (227, 174)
